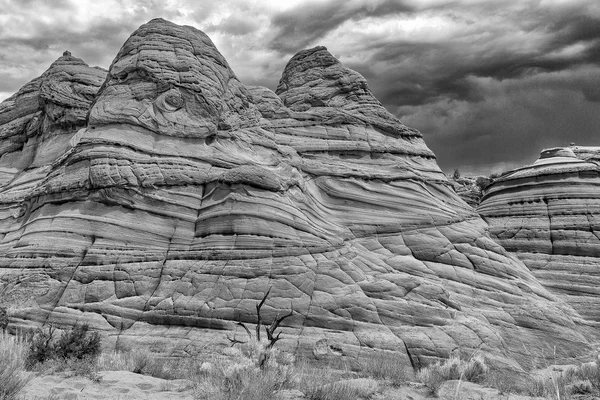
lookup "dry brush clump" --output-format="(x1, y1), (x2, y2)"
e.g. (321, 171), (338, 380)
(0, 332), (32, 400)
(416, 353), (488, 394)
(357, 352), (410, 387)
(27, 324), (101, 368)
(525, 361), (600, 399)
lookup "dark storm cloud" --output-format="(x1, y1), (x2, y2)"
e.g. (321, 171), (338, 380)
(269, 0), (415, 53)
(398, 66), (600, 173)
(379, 2), (599, 108)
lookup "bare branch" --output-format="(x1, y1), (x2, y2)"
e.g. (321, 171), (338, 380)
(268, 310), (293, 337)
(237, 322), (251, 339)
(226, 334), (247, 346)
(255, 287), (271, 342)
(265, 332), (282, 350)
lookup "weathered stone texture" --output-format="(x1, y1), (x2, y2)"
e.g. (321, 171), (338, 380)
(0, 19), (593, 373)
(479, 147), (600, 324)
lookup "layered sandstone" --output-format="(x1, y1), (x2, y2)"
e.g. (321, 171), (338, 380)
(479, 147), (600, 324)
(0, 19), (593, 373)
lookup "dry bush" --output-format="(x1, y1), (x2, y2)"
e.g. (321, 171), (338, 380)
(417, 354), (488, 394)
(461, 355), (487, 382)
(525, 374), (569, 400)
(26, 324), (101, 368)
(521, 362), (600, 400)
(0, 332), (32, 400)
(523, 361), (600, 399)
(564, 361), (600, 391)
(131, 349), (151, 374)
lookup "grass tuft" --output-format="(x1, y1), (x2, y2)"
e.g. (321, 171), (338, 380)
(0, 332), (32, 400)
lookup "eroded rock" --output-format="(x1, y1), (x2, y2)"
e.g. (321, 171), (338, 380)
(0, 19), (593, 374)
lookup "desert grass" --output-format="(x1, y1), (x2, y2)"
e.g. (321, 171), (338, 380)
(191, 342), (297, 400)
(357, 352), (410, 387)
(0, 332), (32, 400)
(524, 361), (600, 399)
(416, 353), (488, 394)
(13, 323), (600, 400)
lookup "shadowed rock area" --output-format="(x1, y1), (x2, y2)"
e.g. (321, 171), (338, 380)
(479, 146), (600, 327)
(0, 19), (593, 374)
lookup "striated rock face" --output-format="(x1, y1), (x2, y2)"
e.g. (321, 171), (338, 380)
(479, 147), (600, 325)
(0, 19), (593, 372)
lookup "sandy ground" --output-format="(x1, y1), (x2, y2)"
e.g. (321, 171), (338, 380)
(18, 372), (554, 400)
(20, 370), (195, 400)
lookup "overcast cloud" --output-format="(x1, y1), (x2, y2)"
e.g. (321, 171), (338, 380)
(1, 0), (599, 175)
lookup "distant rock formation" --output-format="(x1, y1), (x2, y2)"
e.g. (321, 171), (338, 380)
(447, 175), (492, 207)
(0, 19), (592, 373)
(479, 146), (600, 326)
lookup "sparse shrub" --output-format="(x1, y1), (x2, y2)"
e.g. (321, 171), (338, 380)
(27, 325), (58, 366)
(55, 324), (101, 360)
(521, 362), (600, 399)
(416, 353), (488, 394)
(0, 332), (32, 400)
(461, 355), (487, 382)
(131, 349), (151, 374)
(27, 324), (101, 368)
(566, 361), (600, 390)
(568, 379), (593, 395)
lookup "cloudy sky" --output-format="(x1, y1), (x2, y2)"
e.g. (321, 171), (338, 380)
(1, 0), (599, 175)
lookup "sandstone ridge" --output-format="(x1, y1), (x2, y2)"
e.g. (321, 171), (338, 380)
(479, 146), (600, 326)
(0, 18), (592, 373)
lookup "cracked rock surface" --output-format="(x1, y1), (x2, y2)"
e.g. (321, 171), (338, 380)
(0, 19), (593, 373)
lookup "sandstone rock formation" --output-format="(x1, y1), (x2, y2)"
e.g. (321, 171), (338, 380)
(479, 147), (600, 326)
(0, 51), (106, 187)
(0, 19), (593, 373)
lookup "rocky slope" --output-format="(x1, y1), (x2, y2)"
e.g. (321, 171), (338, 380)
(0, 19), (593, 373)
(479, 147), (600, 326)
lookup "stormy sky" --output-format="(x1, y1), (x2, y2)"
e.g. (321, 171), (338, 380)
(1, 0), (599, 175)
